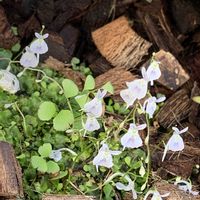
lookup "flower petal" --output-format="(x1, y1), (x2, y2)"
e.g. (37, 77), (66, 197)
(116, 182), (131, 191)
(84, 116), (100, 132)
(120, 88), (136, 108)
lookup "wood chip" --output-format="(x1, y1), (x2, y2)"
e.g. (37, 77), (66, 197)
(153, 50), (190, 90)
(44, 56), (85, 89)
(95, 66), (137, 96)
(0, 5), (18, 49)
(0, 142), (23, 198)
(92, 16), (151, 69)
(42, 195), (95, 200)
(157, 89), (192, 128)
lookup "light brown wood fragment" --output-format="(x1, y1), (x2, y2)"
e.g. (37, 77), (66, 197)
(44, 56), (85, 89)
(155, 181), (200, 200)
(0, 142), (23, 198)
(157, 89), (191, 128)
(92, 16), (151, 69)
(95, 66), (137, 96)
(42, 195), (95, 200)
(154, 50), (190, 90)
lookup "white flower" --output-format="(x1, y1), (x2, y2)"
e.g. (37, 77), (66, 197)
(142, 60), (161, 86)
(49, 149), (62, 162)
(116, 175), (137, 199)
(30, 32), (49, 54)
(49, 148), (77, 162)
(143, 96), (166, 118)
(144, 189), (170, 200)
(121, 123), (146, 149)
(93, 143), (121, 172)
(120, 88), (136, 108)
(84, 114), (100, 132)
(20, 46), (39, 68)
(127, 79), (148, 100)
(0, 70), (20, 94)
(83, 89), (106, 118)
(174, 179), (199, 196)
(162, 127), (188, 162)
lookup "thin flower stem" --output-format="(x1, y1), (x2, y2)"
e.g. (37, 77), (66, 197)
(26, 67), (64, 93)
(143, 113), (151, 189)
(13, 102), (27, 134)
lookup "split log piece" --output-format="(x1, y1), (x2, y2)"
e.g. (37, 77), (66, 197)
(153, 49), (190, 91)
(0, 141), (23, 198)
(92, 16), (152, 69)
(156, 89), (192, 128)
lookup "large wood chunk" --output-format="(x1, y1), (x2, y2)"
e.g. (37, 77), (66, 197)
(92, 16), (151, 69)
(42, 195), (95, 200)
(153, 50), (190, 90)
(95, 66), (137, 96)
(0, 142), (23, 198)
(156, 89), (192, 128)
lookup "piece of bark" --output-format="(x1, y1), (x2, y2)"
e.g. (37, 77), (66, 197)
(60, 24), (80, 58)
(41, 32), (70, 63)
(0, 142), (23, 198)
(92, 16), (152, 69)
(136, 8), (183, 56)
(0, 5), (18, 49)
(156, 89), (192, 128)
(154, 181), (200, 200)
(44, 56), (85, 89)
(95, 66), (137, 96)
(86, 51), (113, 76)
(152, 50), (190, 90)
(42, 195), (95, 200)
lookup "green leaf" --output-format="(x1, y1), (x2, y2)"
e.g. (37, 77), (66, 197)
(38, 101), (57, 121)
(53, 110), (74, 131)
(75, 94), (88, 108)
(0, 48), (12, 69)
(11, 43), (21, 52)
(103, 184), (113, 198)
(124, 156), (131, 166)
(193, 96), (200, 104)
(102, 82), (114, 94)
(71, 57), (80, 65)
(62, 79), (79, 98)
(47, 161), (60, 173)
(31, 156), (47, 172)
(83, 75), (95, 91)
(38, 143), (52, 158)
(51, 171), (68, 180)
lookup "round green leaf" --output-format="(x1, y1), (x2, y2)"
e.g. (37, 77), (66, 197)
(83, 75), (95, 91)
(38, 101), (57, 121)
(102, 82), (114, 94)
(75, 94), (88, 108)
(38, 143), (52, 158)
(53, 110), (74, 131)
(62, 79), (79, 98)
(47, 161), (60, 173)
(31, 156), (47, 172)
(193, 96), (200, 104)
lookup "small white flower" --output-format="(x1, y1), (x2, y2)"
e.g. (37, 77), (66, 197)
(120, 88), (136, 108)
(162, 127), (188, 162)
(121, 123), (146, 149)
(83, 89), (106, 118)
(144, 60), (161, 86)
(93, 143), (121, 172)
(20, 46), (39, 68)
(49, 149), (62, 162)
(143, 96), (166, 118)
(116, 175), (137, 199)
(30, 32), (49, 54)
(0, 70), (20, 94)
(84, 115), (100, 132)
(174, 179), (199, 196)
(127, 79), (148, 100)
(144, 189), (170, 200)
